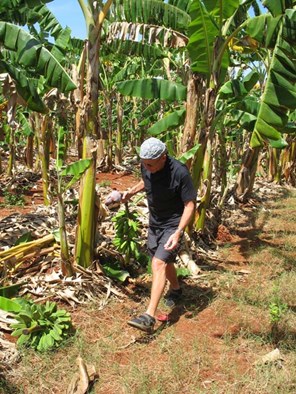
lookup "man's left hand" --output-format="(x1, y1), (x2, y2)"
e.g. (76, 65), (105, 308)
(164, 231), (181, 251)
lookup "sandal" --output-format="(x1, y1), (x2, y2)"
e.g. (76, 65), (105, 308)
(164, 288), (183, 308)
(127, 313), (156, 332)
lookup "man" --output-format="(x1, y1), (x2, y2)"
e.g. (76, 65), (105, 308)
(122, 137), (196, 332)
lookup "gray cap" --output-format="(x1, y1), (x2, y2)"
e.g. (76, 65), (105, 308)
(139, 137), (166, 160)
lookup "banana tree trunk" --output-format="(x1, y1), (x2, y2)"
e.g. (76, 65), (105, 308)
(282, 139), (296, 186)
(36, 115), (50, 206)
(72, 58), (86, 159)
(57, 190), (73, 276)
(75, 3), (100, 267)
(115, 93), (123, 165)
(180, 73), (202, 159)
(106, 95), (113, 170)
(194, 87), (217, 232)
(25, 134), (34, 169)
(6, 91), (17, 176)
(217, 126), (227, 196)
(268, 147), (277, 182)
(75, 137), (97, 267)
(195, 139), (213, 231)
(235, 146), (260, 202)
(7, 126), (15, 176)
(270, 147), (282, 184)
(75, 0), (114, 267)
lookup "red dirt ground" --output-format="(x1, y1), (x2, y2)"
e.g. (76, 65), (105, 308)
(0, 171), (138, 220)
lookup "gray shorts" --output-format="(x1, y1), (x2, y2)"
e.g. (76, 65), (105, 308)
(147, 226), (180, 263)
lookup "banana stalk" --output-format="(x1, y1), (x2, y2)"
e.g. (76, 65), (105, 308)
(195, 140), (213, 232)
(0, 234), (55, 266)
(75, 137), (97, 268)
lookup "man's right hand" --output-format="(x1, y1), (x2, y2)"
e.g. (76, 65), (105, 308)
(121, 190), (133, 203)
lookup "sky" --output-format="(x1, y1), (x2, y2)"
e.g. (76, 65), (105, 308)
(47, 0), (86, 39)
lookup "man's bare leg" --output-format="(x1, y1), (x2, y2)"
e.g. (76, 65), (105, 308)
(166, 263), (180, 290)
(146, 257), (167, 318)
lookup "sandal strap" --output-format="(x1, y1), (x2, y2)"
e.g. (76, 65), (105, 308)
(127, 313), (156, 332)
(137, 313), (156, 325)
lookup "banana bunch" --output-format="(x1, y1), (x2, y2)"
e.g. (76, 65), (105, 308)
(111, 207), (141, 264)
(10, 300), (72, 352)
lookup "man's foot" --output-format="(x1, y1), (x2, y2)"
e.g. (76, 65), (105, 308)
(127, 313), (156, 333)
(164, 288), (183, 308)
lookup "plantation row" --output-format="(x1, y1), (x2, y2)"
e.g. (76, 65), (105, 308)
(0, 0), (295, 273)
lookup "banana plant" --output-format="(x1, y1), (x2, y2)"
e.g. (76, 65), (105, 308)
(235, 2), (296, 199)
(98, 55), (142, 168)
(108, 0), (190, 143)
(74, 0), (113, 268)
(210, 70), (260, 197)
(0, 22), (76, 111)
(56, 126), (92, 276)
(0, 1), (78, 209)
(18, 112), (34, 169)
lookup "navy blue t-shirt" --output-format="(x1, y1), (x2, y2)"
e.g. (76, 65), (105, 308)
(141, 156), (197, 227)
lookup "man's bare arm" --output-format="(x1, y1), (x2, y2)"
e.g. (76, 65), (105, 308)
(121, 180), (145, 202)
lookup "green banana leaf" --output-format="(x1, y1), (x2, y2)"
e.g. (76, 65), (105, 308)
(0, 0), (52, 17)
(0, 60), (47, 112)
(15, 232), (33, 245)
(50, 27), (72, 64)
(107, 39), (165, 60)
(238, 96), (261, 115)
(0, 22), (76, 93)
(219, 71), (259, 99)
(33, 4), (65, 40)
(101, 59), (139, 85)
(18, 113), (34, 136)
(102, 265), (130, 282)
(188, 0), (236, 76)
(268, 137), (289, 148)
(61, 159), (93, 190)
(250, 10), (296, 147)
(116, 78), (187, 101)
(147, 108), (186, 135)
(225, 98), (290, 148)
(29, 4), (74, 65)
(246, 14), (282, 47)
(0, 283), (25, 298)
(57, 126), (67, 170)
(0, 296), (21, 313)
(178, 143), (201, 164)
(111, 0), (191, 33)
(263, 0), (296, 17)
(142, 99), (161, 117)
(187, 1), (218, 75)
(227, 109), (257, 132)
(205, 0), (239, 19)
(283, 123), (296, 134)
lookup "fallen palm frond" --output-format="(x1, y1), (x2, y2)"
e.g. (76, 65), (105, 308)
(0, 234), (55, 266)
(0, 230), (127, 308)
(14, 262), (127, 308)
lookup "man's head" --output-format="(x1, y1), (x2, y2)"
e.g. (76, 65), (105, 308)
(139, 137), (167, 173)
